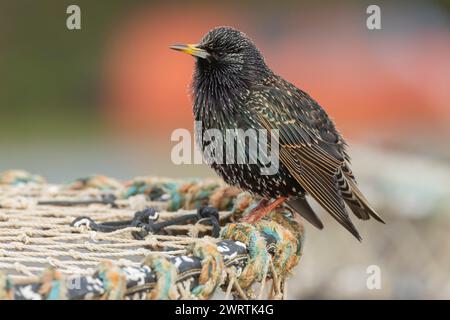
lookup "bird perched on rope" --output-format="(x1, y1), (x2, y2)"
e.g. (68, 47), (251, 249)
(171, 26), (384, 240)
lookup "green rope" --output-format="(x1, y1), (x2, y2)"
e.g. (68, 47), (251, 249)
(221, 223), (270, 289)
(189, 240), (224, 299)
(143, 255), (178, 300)
(96, 261), (127, 300)
(0, 170), (45, 186)
(0, 273), (13, 300)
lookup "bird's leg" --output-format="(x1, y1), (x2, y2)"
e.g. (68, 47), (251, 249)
(240, 197), (287, 223)
(242, 198), (270, 219)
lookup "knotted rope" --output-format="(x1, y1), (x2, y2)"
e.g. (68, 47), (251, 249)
(0, 170), (304, 300)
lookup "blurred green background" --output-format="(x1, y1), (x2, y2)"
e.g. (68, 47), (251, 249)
(0, 0), (449, 299)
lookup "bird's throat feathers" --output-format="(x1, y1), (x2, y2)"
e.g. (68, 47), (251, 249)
(192, 59), (249, 120)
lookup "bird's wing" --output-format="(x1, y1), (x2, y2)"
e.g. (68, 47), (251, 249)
(249, 80), (383, 239)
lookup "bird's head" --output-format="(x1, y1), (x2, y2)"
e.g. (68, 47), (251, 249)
(171, 27), (270, 88)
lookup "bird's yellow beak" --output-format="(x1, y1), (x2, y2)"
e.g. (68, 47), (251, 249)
(170, 44), (210, 59)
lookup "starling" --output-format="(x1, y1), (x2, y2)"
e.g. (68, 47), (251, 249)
(171, 27), (384, 240)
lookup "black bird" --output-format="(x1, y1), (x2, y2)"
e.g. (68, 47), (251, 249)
(171, 27), (384, 240)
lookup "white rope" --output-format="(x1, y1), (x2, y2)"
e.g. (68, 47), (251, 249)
(0, 184), (228, 282)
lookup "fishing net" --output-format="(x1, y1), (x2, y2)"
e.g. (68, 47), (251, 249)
(0, 170), (303, 300)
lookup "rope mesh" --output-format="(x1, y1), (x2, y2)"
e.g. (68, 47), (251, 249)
(0, 170), (303, 300)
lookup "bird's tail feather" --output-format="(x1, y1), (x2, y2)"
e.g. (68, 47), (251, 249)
(286, 197), (324, 230)
(338, 169), (385, 223)
(346, 178), (385, 223)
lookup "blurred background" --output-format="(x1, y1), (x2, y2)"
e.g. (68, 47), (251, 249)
(0, 0), (449, 298)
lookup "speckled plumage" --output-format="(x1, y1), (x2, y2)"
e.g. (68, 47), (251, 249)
(174, 27), (383, 240)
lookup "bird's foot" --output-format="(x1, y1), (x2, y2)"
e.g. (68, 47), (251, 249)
(239, 197), (287, 223)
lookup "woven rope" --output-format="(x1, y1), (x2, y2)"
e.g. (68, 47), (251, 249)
(0, 170), (303, 300)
